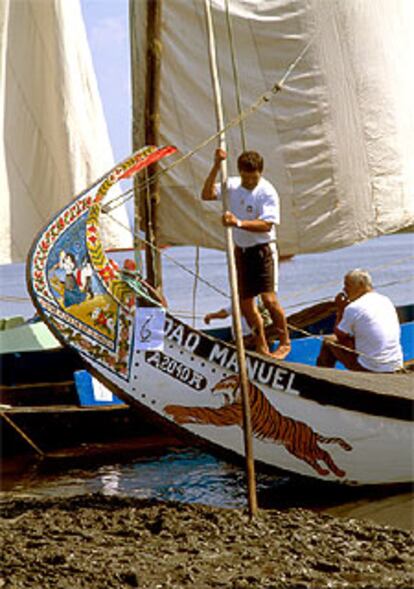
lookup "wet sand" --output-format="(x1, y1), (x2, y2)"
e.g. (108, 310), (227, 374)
(325, 490), (414, 532)
(1, 494), (413, 588)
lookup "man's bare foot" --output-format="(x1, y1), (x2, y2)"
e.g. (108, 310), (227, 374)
(256, 346), (272, 357)
(272, 342), (291, 360)
(256, 346), (287, 360)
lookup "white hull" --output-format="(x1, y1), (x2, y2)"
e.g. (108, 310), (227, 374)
(73, 316), (412, 485)
(27, 148), (414, 486)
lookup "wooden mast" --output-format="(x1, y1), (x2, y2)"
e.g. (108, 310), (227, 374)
(130, 0), (163, 289)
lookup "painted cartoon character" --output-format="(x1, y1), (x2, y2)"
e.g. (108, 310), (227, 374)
(51, 251), (95, 307)
(164, 374), (352, 478)
(76, 260), (94, 300)
(58, 251), (86, 307)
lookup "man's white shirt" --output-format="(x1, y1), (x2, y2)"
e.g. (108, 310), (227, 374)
(338, 291), (403, 372)
(216, 177), (279, 248)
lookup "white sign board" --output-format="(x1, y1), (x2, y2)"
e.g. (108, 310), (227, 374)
(135, 307), (166, 351)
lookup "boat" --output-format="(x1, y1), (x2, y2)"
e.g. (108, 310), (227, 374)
(22, 0), (414, 484)
(0, 0), (179, 464)
(0, 284), (345, 461)
(26, 144), (413, 485)
(0, 316), (184, 463)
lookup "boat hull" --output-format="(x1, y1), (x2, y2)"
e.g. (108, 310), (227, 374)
(26, 148), (414, 485)
(73, 313), (412, 485)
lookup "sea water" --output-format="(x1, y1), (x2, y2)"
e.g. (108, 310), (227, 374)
(1, 233), (413, 525)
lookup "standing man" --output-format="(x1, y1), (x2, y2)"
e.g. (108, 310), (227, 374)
(317, 269), (403, 372)
(201, 148), (291, 359)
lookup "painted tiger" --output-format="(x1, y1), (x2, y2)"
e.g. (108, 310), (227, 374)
(164, 374), (352, 478)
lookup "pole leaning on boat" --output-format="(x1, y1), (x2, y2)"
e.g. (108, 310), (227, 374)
(203, 0), (258, 518)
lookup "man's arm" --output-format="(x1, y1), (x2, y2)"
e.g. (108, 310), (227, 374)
(333, 293), (355, 349)
(204, 308), (230, 324)
(222, 186), (276, 231)
(201, 148), (226, 201)
(222, 211), (273, 232)
(334, 327), (355, 350)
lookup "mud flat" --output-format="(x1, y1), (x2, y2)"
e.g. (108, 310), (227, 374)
(1, 494), (413, 588)
(324, 490), (414, 532)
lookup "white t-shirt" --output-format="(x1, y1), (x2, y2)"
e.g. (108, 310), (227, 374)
(216, 176), (280, 248)
(337, 291), (403, 372)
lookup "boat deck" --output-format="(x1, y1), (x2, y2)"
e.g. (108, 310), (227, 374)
(281, 361), (414, 400)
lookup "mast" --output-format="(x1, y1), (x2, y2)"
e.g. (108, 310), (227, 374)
(130, 0), (163, 289)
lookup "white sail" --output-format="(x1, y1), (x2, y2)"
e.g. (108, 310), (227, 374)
(0, 0), (132, 265)
(132, 0), (414, 256)
(0, 0), (11, 264)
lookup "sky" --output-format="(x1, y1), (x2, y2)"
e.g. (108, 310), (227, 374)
(80, 0), (132, 162)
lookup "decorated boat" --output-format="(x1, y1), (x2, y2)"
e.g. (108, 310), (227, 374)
(27, 146), (414, 485)
(0, 315), (184, 462)
(0, 0), (171, 463)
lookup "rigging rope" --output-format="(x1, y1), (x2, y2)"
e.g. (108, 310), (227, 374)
(102, 36), (313, 215)
(95, 8), (413, 321)
(192, 247), (200, 327)
(99, 26), (314, 323)
(188, 0), (246, 327)
(3, 273), (412, 323)
(10, 7), (403, 330)
(110, 213), (228, 298)
(224, 0), (246, 151)
(97, 209), (414, 316)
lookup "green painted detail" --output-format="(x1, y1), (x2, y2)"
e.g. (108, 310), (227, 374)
(122, 276), (161, 307)
(0, 316), (25, 331)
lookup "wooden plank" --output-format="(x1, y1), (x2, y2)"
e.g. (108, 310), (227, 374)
(0, 380), (74, 391)
(0, 405), (129, 415)
(45, 434), (185, 460)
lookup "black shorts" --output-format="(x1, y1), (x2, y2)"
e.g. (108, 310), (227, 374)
(235, 243), (275, 299)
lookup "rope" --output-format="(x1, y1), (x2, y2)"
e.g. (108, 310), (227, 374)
(282, 275), (414, 311)
(187, 0), (245, 328)
(301, 333), (396, 366)
(105, 211), (414, 308)
(0, 295), (31, 303)
(191, 247), (201, 326)
(166, 309), (401, 367)
(102, 36), (313, 215)
(2, 255), (412, 313)
(105, 201), (229, 300)
(133, 169), (145, 274)
(225, 0), (246, 151)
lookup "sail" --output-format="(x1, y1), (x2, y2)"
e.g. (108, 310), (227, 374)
(132, 0), (414, 256)
(0, 0), (132, 265)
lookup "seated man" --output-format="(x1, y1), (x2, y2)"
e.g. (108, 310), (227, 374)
(317, 269), (403, 373)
